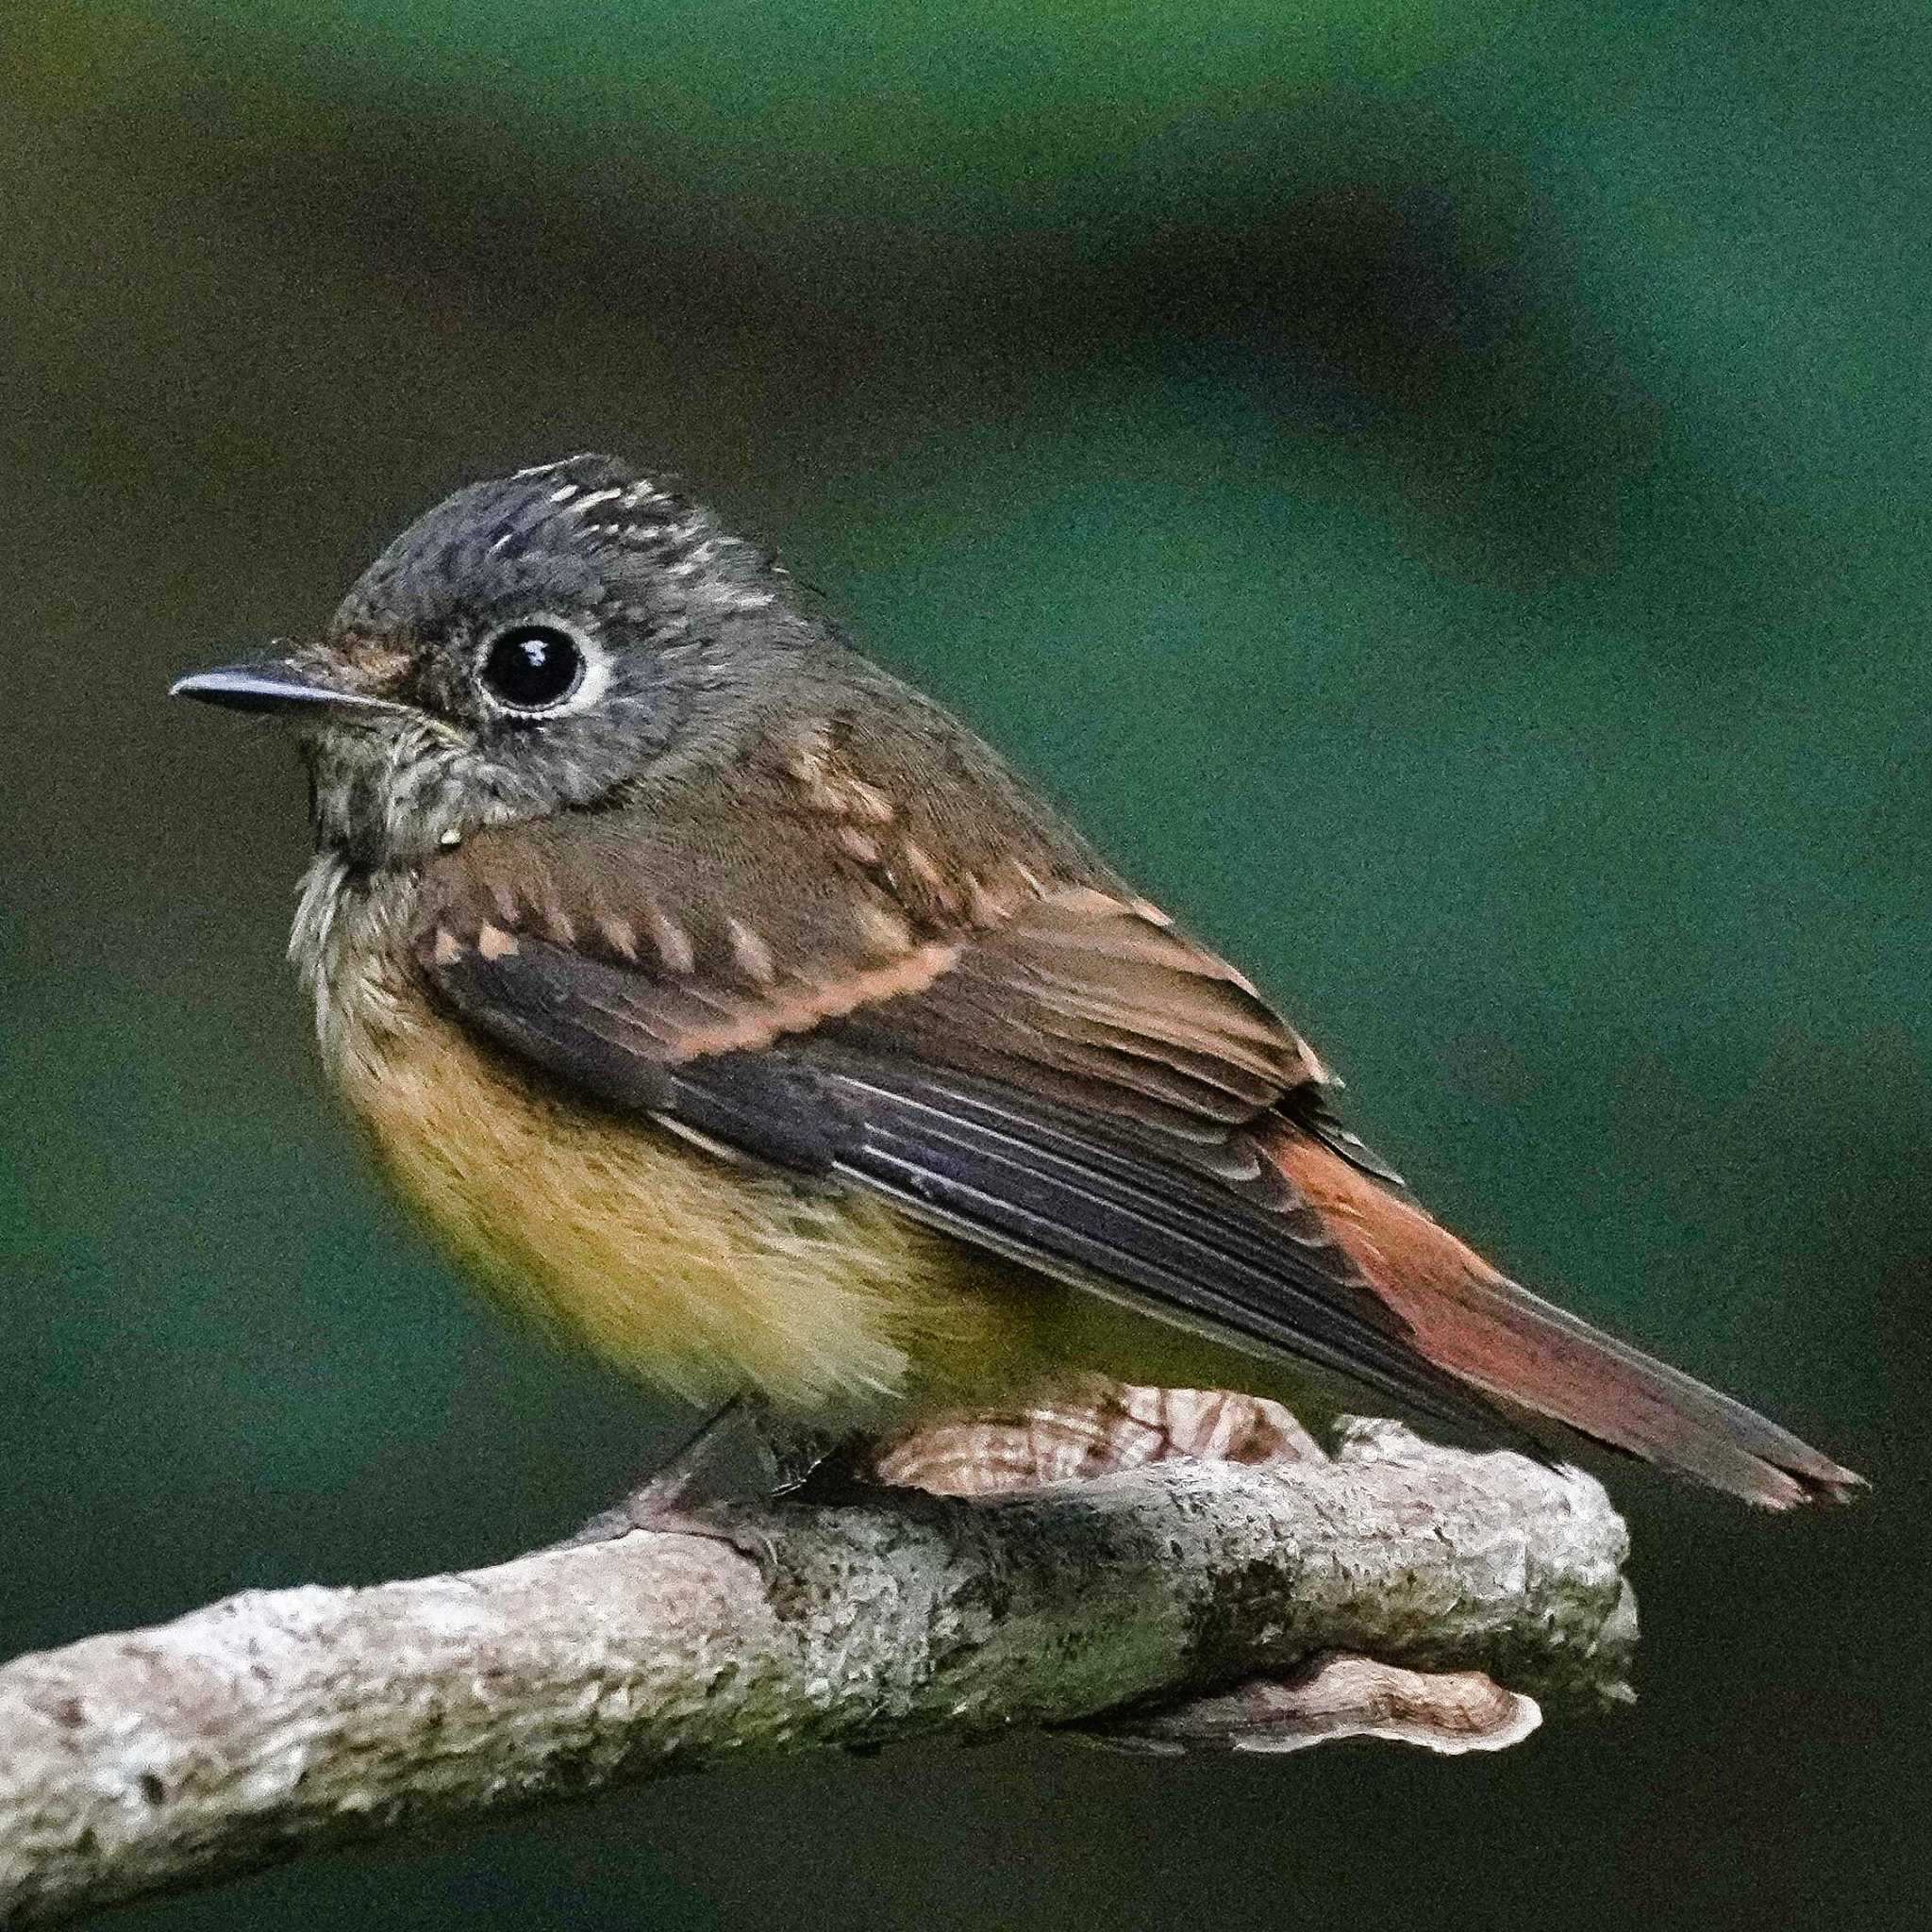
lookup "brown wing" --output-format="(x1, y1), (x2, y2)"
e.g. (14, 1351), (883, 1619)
(414, 768), (1343, 1172)
(414, 804), (1512, 1435)
(416, 787), (1861, 1507)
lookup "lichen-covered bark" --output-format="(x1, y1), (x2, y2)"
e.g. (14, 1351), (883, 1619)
(0, 1423), (1633, 1928)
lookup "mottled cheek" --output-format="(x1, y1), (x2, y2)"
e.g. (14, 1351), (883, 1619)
(380, 743), (512, 858)
(306, 695), (675, 869)
(304, 727), (468, 867)
(486, 706), (673, 816)
(304, 739), (374, 855)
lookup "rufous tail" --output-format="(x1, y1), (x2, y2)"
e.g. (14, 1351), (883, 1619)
(1267, 1130), (1864, 1509)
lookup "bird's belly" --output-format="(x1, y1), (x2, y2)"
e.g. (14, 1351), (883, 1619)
(332, 1009), (1128, 1419)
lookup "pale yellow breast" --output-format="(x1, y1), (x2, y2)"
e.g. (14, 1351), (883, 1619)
(332, 1002), (1058, 1419)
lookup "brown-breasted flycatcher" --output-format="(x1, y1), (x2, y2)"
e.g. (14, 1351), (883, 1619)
(173, 455), (1861, 1511)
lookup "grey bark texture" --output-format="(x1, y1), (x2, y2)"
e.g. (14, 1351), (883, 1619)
(0, 1417), (1636, 1928)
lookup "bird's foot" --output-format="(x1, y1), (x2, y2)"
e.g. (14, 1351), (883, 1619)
(555, 1398), (788, 1565)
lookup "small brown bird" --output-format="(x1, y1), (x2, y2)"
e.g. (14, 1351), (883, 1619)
(175, 454), (1861, 1510)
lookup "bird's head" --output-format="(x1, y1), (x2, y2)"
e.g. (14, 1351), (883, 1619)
(172, 455), (800, 869)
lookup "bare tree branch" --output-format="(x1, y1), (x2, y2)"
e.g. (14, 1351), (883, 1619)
(0, 1415), (1635, 1928)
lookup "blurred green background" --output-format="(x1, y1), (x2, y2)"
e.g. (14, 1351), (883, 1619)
(2, 1), (1924, 1925)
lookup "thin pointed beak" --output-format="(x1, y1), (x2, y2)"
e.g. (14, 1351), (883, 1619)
(168, 658), (405, 719)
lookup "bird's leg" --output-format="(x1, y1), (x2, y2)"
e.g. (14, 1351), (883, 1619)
(558, 1397), (794, 1553)
(567, 1382), (1319, 1537)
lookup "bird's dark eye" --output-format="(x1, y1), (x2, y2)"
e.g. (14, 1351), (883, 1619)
(479, 625), (585, 714)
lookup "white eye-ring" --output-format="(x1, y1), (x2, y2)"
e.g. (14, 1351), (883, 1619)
(476, 619), (607, 718)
